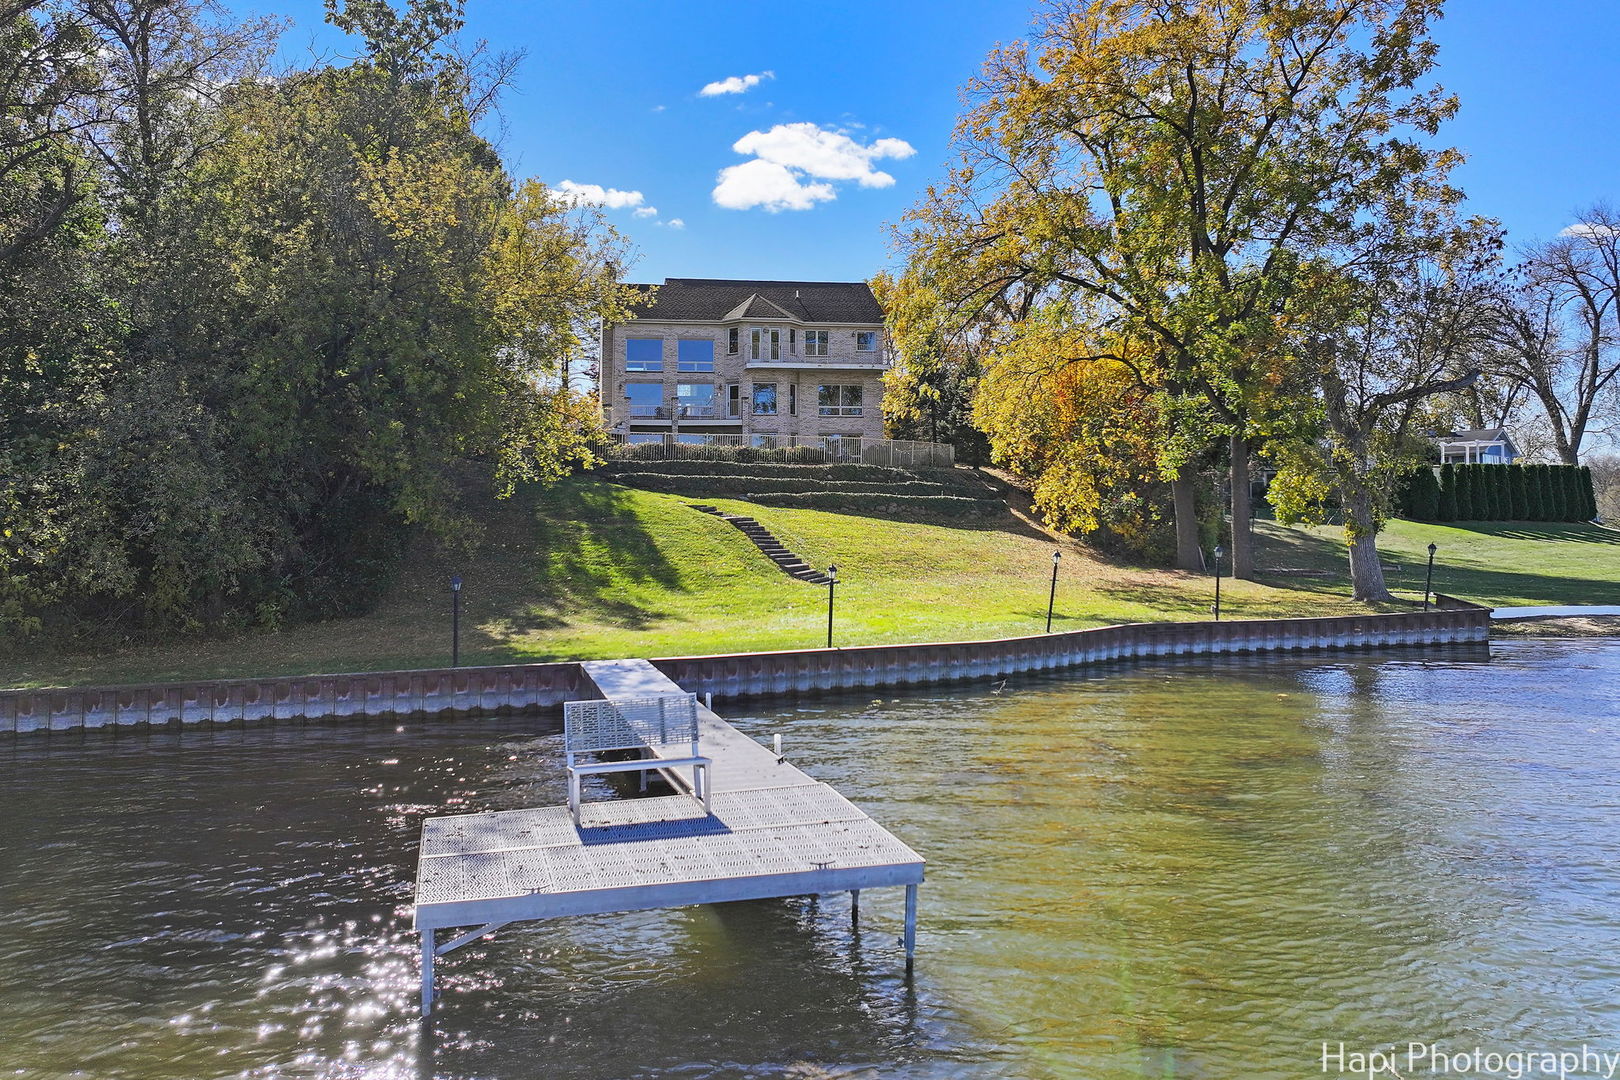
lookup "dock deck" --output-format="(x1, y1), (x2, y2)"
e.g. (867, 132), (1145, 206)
(412, 659), (925, 1013)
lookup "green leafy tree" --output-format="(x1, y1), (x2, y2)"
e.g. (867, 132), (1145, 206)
(893, 0), (1462, 578)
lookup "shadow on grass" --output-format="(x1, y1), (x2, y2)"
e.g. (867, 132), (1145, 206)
(490, 480), (683, 636)
(1253, 519), (1620, 607)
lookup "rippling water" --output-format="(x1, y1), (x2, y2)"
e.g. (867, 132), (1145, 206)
(3, 638), (1619, 1078)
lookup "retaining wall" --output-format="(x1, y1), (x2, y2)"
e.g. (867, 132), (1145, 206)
(653, 602), (1490, 700)
(0, 599), (1489, 736)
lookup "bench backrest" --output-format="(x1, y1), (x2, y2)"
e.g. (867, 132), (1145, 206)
(563, 694), (700, 754)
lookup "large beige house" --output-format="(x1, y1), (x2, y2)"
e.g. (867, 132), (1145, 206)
(599, 278), (888, 452)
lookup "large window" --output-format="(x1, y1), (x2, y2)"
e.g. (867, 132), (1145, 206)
(856, 331), (878, 352)
(677, 382), (717, 417)
(818, 384), (863, 416)
(626, 338), (663, 372)
(626, 433), (664, 445)
(678, 339), (714, 372)
(804, 330), (829, 356)
(624, 382), (663, 417)
(752, 383), (778, 415)
(750, 327), (780, 360)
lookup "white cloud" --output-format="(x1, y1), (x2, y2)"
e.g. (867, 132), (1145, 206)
(1561, 222), (1618, 239)
(651, 104), (666, 113)
(700, 70), (773, 97)
(632, 206), (658, 218)
(664, 218), (685, 229)
(713, 159), (837, 212)
(711, 123), (915, 211)
(555, 180), (645, 210)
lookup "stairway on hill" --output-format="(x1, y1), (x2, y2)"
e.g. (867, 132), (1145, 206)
(689, 505), (830, 584)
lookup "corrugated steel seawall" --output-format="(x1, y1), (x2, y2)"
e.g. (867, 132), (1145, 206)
(0, 598), (1489, 736)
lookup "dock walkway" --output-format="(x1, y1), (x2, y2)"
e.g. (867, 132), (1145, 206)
(412, 659), (925, 1014)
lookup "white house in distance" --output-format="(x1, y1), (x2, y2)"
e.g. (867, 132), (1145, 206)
(598, 278), (889, 454)
(1437, 427), (1521, 465)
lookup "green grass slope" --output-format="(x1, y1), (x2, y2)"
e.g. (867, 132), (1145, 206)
(2, 477), (1371, 689)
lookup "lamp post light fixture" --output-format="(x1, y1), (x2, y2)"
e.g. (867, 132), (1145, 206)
(450, 575), (462, 668)
(1046, 549), (1062, 633)
(1424, 542), (1438, 611)
(1212, 544), (1225, 622)
(826, 564), (839, 649)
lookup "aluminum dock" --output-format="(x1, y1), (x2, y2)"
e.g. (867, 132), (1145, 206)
(412, 659), (925, 1014)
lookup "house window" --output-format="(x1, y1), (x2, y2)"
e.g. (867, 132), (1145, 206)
(804, 330), (829, 356)
(727, 327), (739, 354)
(818, 384), (863, 416)
(752, 383), (778, 415)
(750, 327), (780, 360)
(728, 383), (741, 417)
(678, 339), (715, 372)
(751, 434), (779, 449)
(627, 433), (664, 445)
(624, 382), (663, 418)
(789, 328), (797, 352)
(856, 331), (878, 352)
(788, 384), (797, 416)
(676, 382), (717, 417)
(625, 338), (663, 372)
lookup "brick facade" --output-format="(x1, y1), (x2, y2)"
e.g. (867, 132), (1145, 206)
(599, 280), (889, 448)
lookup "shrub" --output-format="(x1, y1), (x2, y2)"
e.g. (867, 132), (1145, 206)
(1436, 464), (1458, 521)
(1579, 465), (1599, 520)
(1397, 467), (1440, 521)
(1508, 465), (1529, 520)
(597, 459), (916, 483)
(1525, 464), (1545, 520)
(1455, 464), (1477, 520)
(748, 491), (991, 519)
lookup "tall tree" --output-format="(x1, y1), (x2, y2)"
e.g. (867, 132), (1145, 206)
(1268, 226), (1498, 599)
(893, 0), (1463, 578)
(1488, 204), (1620, 464)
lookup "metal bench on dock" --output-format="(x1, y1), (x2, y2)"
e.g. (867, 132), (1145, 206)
(411, 659), (926, 1015)
(563, 693), (710, 826)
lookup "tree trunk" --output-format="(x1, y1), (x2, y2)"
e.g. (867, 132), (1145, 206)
(1344, 488), (1393, 602)
(1229, 433), (1255, 580)
(1171, 462), (1202, 572)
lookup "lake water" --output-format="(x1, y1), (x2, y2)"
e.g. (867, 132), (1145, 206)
(3, 638), (1619, 1079)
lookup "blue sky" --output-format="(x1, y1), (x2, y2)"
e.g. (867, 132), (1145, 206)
(244, 0), (1620, 285)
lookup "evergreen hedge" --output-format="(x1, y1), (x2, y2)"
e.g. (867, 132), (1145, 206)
(1397, 462), (1594, 523)
(1437, 464), (1458, 521)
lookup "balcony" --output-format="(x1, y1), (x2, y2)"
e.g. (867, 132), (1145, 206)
(745, 352), (890, 372)
(818, 406), (864, 417)
(626, 404), (740, 425)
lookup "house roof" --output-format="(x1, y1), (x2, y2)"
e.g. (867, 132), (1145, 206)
(626, 278), (883, 324)
(1438, 427), (1521, 454)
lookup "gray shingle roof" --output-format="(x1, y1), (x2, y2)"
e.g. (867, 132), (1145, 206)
(627, 278), (883, 323)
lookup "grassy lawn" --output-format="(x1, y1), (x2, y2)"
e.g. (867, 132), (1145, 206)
(1, 478), (1381, 690)
(5, 479), (1612, 690)
(1254, 516), (1620, 608)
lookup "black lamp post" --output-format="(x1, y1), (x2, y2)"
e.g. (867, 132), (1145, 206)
(1423, 542), (1438, 610)
(450, 575), (462, 667)
(826, 565), (838, 649)
(1212, 544), (1225, 621)
(1046, 549), (1062, 633)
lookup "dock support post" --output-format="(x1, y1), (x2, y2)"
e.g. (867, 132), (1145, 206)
(851, 889), (860, 927)
(903, 884), (918, 968)
(421, 928), (435, 1016)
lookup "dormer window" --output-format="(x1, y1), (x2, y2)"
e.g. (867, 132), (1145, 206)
(856, 331), (878, 352)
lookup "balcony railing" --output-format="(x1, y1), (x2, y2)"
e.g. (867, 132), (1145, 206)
(818, 406), (864, 417)
(627, 404), (726, 420)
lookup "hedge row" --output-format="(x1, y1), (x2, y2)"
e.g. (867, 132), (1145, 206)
(605, 443), (827, 464)
(597, 459), (916, 483)
(1397, 463), (1597, 522)
(747, 491), (993, 518)
(607, 472), (991, 500)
